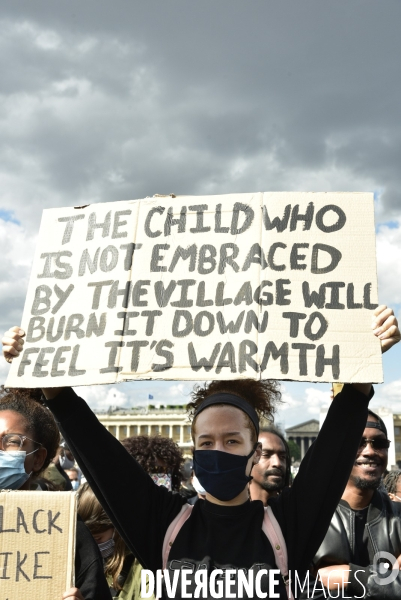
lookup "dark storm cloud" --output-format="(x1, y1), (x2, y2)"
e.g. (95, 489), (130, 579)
(0, 0), (401, 393)
(0, 0), (400, 225)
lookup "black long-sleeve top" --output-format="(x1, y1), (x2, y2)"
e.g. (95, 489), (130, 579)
(46, 384), (371, 599)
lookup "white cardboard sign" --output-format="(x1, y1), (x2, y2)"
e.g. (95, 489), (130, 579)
(5, 192), (382, 386)
(0, 491), (77, 600)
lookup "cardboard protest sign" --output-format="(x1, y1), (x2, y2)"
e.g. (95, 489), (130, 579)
(5, 192), (382, 386)
(0, 491), (77, 600)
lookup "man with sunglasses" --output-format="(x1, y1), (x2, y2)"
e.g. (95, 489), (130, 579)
(300, 410), (401, 598)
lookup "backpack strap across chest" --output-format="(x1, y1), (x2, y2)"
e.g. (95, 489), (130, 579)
(162, 503), (193, 570)
(162, 503), (290, 598)
(262, 506), (290, 598)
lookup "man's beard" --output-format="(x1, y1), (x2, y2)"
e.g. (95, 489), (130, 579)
(260, 470), (285, 492)
(350, 474), (382, 490)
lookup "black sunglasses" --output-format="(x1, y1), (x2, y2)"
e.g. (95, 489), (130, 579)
(358, 437), (390, 450)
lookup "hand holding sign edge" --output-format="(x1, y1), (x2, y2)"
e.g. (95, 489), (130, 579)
(2, 325), (63, 399)
(2, 305), (400, 397)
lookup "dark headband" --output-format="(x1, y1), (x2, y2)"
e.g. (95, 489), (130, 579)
(193, 393), (260, 436)
(367, 409), (388, 436)
(366, 421), (387, 435)
(366, 421), (386, 433)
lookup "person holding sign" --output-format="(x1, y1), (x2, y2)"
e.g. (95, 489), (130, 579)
(0, 387), (112, 600)
(2, 304), (400, 600)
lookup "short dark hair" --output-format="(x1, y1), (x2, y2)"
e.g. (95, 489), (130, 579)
(259, 425), (291, 487)
(0, 386), (60, 473)
(121, 435), (183, 491)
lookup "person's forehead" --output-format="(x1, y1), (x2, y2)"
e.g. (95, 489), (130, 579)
(0, 409), (30, 435)
(259, 432), (285, 452)
(194, 405), (248, 435)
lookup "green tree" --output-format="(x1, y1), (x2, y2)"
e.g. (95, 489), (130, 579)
(287, 439), (301, 461)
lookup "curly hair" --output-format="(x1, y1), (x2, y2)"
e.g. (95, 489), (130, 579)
(121, 435), (183, 491)
(0, 386), (60, 473)
(77, 482), (128, 591)
(187, 379), (282, 443)
(383, 470), (401, 495)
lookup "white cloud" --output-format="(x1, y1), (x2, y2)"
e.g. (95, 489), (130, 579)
(277, 384), (302, 412)
(278, 384), (330, 415)
(35, 30), (62, 51)
(0, 361), (11, 385)
(165, 383), (193, 401)
(10, 21), (62, 51)
(276, 383), (333, 430)
(303, 387), (331, 415)
(372, 379), (401, 414)
(74, 384), (130, 411)
(0, 219), (36, 334)
(71, 381), (196, 412)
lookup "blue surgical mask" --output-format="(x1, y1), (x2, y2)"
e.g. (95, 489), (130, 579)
(71, 480), (80, 491)
(193, 445), (257, 501)
(0, 449), (37, 490)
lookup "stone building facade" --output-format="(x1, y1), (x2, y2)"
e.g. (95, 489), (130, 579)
(95, 407), (193, 453)
(285, 419), (319, 460)
(96, 407), (401, 467)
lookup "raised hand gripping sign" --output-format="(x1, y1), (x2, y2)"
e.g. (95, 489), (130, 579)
(5, 192), (382, 387)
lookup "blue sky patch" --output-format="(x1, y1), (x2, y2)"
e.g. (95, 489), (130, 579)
(374, 190), (382, 203)
(380, 220), (399, 229)
(0, 209), (20, 225)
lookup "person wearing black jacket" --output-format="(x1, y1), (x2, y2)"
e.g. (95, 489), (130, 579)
(299, 410), (401, 599)
(3, 305), (399, 600)
(44, 382), (369, 600)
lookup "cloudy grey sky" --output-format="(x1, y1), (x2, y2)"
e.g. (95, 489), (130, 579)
(1, 1), (400, 427)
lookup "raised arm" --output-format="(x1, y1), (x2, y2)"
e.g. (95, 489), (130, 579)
(2, 327), (185, 571)
(44, 387), (185, 571)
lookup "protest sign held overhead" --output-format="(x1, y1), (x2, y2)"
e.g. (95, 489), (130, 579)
(5, 192), (382, 387)
(0, 490), (76, 600)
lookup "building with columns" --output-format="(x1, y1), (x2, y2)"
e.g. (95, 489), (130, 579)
(95, 406), (192, 454)
(285, 419), (319, 460)
(97, 406), (401, 468)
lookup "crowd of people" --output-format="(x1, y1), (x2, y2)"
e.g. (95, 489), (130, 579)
(1, 304), (401, 599)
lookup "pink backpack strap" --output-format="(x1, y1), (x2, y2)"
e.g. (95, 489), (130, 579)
(162, 504), (193, 570)
(161, 504), (290, 597)
(262, 506), (290, 599)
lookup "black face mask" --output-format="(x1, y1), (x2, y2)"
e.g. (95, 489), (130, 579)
(193, 445), (257, 501)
